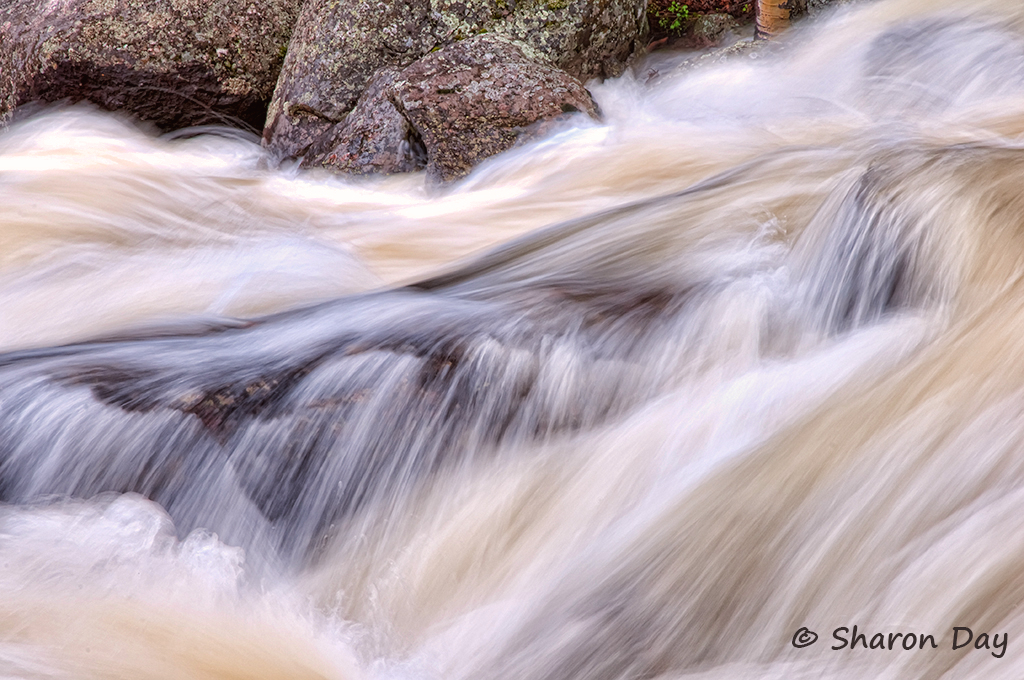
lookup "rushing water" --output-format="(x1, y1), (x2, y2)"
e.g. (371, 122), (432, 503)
(5, 0), (1024, 678)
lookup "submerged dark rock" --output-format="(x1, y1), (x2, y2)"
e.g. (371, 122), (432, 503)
(0, 0), (300, 131)
(0, 148), (945, 565)
(0, 185), (713, 563)
(687, 13), (739, 47)
(0, 281), (680, 562)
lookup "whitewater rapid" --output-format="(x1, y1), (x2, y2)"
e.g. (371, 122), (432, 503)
(5, 1), (1024, 679)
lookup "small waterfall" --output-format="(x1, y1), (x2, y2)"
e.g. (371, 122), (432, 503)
(4, 1), (1024, 679)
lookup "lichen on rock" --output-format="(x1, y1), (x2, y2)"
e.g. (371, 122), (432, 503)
(262, 0), (440, 158)
(494, 0), (649, 81)
(0, 0), (301, 131)
(264, 0), (646, 166)
(302, 69), (426, 176)
(395, 35), (598, 183)
(301, 35), (597, 184)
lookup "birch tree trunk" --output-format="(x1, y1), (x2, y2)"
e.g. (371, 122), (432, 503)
(756, 0), (790, 38)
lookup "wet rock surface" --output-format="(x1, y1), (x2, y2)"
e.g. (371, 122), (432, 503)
(688, 13), (740, 47)
(265, 0), (646, 165)
(807, 0), (855, 14)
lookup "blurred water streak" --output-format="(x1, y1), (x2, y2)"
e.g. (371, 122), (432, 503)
(4, 1), (1024, 678)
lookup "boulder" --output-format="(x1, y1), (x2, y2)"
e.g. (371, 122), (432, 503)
(265, 0), (646, 160)
(305, 36), (597, 184)
(491, 0), (650, 82)
(393, 36), (597, 183)
(262, 0), (441, 159)
(0, 0), (300, 132)
(302, 69), (426, 176)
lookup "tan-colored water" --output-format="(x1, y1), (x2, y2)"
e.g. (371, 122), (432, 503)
(4, 0), (1024, 678)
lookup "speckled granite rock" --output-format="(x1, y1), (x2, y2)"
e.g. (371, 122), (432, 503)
(491, 0), (650, 82)
(262, 0), (439, 158)
(395, 36), (596, 183)
(264, 0), (645, 160)
(303, 36), (596, 184)
(301, 69), (426, 176)
(0, 0), (300, 131)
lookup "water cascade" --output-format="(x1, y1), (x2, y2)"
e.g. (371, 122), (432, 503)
(3, 0), (1024, 678)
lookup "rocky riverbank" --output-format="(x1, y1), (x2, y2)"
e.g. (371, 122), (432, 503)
(1, 0), (848, 182)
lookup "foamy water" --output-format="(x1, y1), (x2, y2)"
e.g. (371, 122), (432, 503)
(4, 1), (1024, 678)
